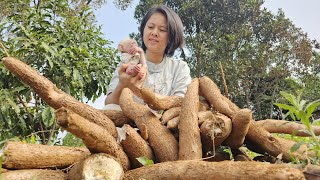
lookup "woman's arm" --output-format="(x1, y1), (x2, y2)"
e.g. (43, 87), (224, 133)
(104, 81), (126, 105)
(105, 63), (145, 105)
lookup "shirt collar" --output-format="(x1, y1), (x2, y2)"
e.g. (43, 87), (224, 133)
(146, 56), (167, 73)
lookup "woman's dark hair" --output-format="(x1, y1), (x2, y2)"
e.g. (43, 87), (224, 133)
(139, 5), (184, 57)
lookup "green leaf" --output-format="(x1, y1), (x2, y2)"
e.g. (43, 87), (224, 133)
(305, 100), (320, 119)
(80, 48), (90, 57)
(136, 156), (154, 166)
(288, 112), (296, 121)
(61, 65), (71, 77)
(18, 116), (27, 129)
(158, 110), (164, 115)
(296, 110), (306, 120)
(62, 132), (84, 147)
(274, 103), (298, 114)
(48, 59), (54, 69)
(7, 98), (20, 114)
(18, 24), (31, 38)
(290, 142), (305, 153)
(41, 107), (55, 127)
(31, 134), (36, 144)
(41, 42), (55, 55)
(73, 68), (81, 80)
(313, 119), (320, 125)
(279, 91), (299, 109)
(0, 153), (3, 172)
(12, 86), (26, 93)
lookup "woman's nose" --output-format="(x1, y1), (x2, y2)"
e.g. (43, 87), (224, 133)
(151, 29), (158, 36)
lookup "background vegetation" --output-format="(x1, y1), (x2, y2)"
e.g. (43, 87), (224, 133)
(0, 0), (119, 145)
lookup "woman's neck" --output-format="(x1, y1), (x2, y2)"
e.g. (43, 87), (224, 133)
(146, 51), (164, 64)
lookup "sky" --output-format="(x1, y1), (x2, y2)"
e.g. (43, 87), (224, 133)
(88, 0), (320, 109)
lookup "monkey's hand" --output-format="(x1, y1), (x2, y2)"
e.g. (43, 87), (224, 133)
(129, 46), (143, 56)
(126, 64), (138, 76)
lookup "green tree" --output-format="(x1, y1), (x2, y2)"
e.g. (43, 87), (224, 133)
(301, 41), (320, 102)
(0, 0), (119, 144)
(0, 0), (135, 21)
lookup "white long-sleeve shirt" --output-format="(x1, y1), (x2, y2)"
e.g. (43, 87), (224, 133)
(104, 56), (192, 110)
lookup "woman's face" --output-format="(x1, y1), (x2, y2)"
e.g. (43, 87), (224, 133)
(143, 12), (169, 55)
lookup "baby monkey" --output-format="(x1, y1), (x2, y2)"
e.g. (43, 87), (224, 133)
(118, 38), (147, 79)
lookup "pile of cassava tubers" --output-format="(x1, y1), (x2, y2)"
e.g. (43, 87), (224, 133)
(1, 57), (320, 180)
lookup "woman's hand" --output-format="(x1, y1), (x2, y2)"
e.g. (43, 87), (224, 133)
(118, 63), (146, 95)
(105, 63), (146, 105)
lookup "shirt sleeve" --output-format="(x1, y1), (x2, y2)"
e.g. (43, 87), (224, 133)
(171, 60), (192, 97)
(106, 63), (121, 96)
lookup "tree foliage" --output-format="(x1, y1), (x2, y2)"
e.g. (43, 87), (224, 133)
(0, 0), (112, 19)
(0, 0), (119, 144)
(133, 0), (320, 120)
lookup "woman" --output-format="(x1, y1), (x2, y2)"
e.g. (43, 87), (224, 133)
(104, 5), (191, 108)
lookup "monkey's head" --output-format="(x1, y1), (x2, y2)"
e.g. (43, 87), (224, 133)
(118, 38), (138, 53)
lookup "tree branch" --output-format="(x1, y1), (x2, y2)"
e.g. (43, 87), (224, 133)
(16, 94), (33, 122)
(219, 61), (229, 98)
(46, 121), (57, 145)
(86, 0), (92, 6)
(36, 0), (41, 10)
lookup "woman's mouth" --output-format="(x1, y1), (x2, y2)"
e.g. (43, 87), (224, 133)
(149, 38), (158, 43)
